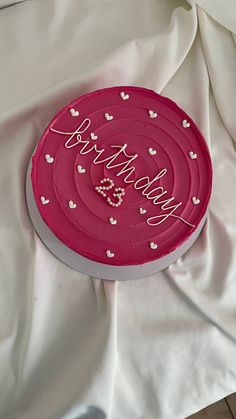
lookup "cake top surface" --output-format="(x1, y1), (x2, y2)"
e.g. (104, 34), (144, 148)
(31, 86), (212, 266)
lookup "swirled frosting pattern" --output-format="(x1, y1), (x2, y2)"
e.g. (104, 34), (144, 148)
(31, 86), (212, 266)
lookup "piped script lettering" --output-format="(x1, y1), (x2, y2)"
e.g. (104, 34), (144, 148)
(50, 119), (195, 228)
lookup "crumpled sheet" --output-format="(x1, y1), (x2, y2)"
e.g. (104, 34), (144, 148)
(0, 1), (236, 418)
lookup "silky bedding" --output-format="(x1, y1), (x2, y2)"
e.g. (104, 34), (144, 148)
(0, 1), (236, 418)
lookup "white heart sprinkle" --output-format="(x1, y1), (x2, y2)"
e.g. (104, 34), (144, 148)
(105, 113), (113, 121)
(149, 110), (157, 119)
(77, 164), (86, 174)
(120, 91), (129, 100)
(139, 208), (147, 215)
(150, 241), (158, 250)
(45, 154), (54, 164)
(149, 147), (157, 156)
(40, 196), (49, 205)
(192, 196), (200, 205)
(106, 250), (114, 258)
(69, 200), (77, 209)
(189, 151), (197, 159)
(182, 119), (190, 128)
(109, 217), (117, 225)
(90, 132), (98, 140)
(70, 108), (79, 117)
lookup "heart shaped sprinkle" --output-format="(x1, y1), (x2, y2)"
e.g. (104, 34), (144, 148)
(40, 196), (49, 205)
(189, 151), (197, 159)
(150, 241), (158, 250)
(182, 119), (190, 128)
(70, 108), (79, 117)
(45, 154), (54, 164)
(148, 147), (157, 156)
(139, 208), (147, 215)
(69, 200), (77, 209)
(77, 164), (86, 174)
(192, 196), (200, 205)
(109, 217), (117, 225)
(90, 133), (98, 140)
(105, 113), (113, 121)
(120, 91), (129, 100)
(149, 110), (157, 119)
(106, 250), (114, 258)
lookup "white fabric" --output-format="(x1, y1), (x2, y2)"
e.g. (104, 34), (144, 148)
(0, 1), (236, 418)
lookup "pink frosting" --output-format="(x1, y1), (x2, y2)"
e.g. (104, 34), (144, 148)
(31, 86), (212, 266)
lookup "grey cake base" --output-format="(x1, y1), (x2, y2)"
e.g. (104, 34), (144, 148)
(26, 163), (206, 281)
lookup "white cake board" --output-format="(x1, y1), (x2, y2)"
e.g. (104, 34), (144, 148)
(26, 162), (206, 280)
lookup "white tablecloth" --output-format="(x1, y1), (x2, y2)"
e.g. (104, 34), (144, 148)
(0, 1), (236, 418)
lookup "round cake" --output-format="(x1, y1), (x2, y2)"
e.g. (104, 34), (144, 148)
(26, 86), (212, 280)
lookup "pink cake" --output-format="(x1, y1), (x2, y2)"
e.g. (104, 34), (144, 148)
(27, 86), (212, 279)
